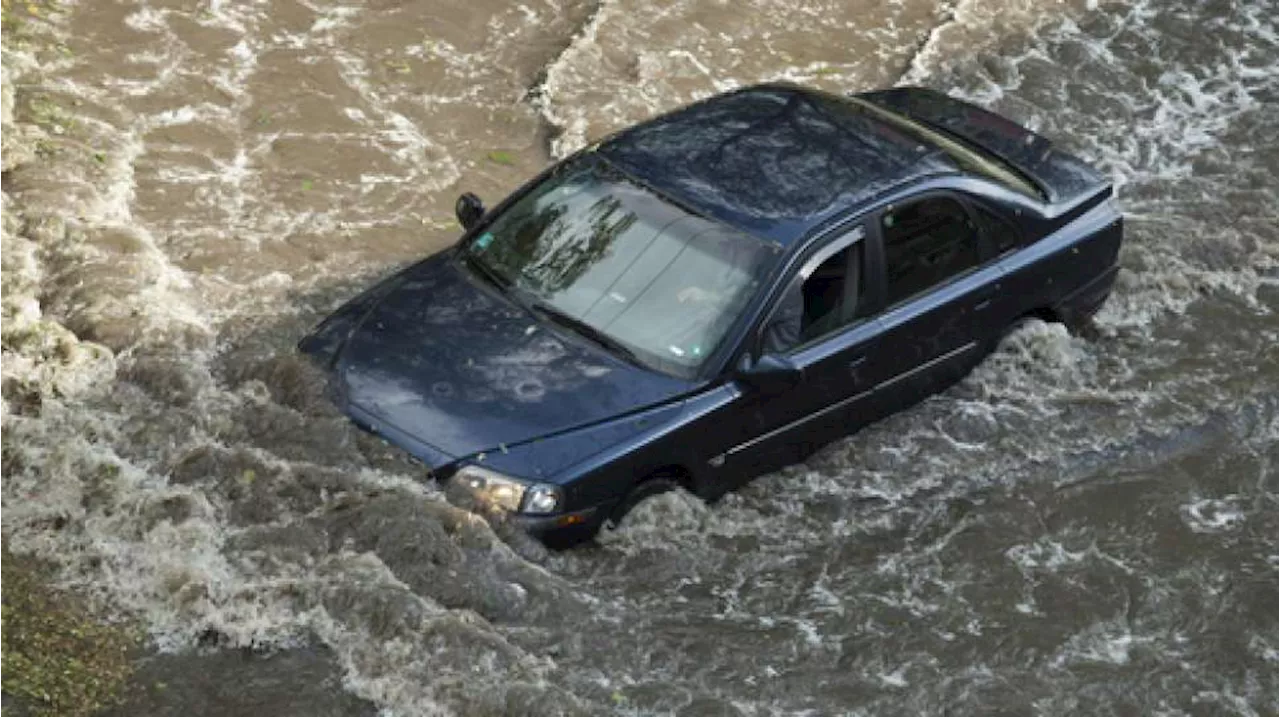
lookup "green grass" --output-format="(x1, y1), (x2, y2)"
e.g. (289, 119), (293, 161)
(486, 150), (516, 166)
(1, 0), (65, 50)
(1, 548), (139, 716)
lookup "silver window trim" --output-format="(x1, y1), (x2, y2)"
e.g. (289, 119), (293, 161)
(753, 225), (865, 356)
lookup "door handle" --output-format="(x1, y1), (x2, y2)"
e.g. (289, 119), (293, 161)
(848, 355), (867, 371)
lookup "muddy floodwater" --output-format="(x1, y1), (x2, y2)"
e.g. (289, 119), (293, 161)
(1, 0), (1276, 714)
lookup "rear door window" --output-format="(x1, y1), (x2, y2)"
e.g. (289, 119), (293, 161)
(881, 196), (982, 306)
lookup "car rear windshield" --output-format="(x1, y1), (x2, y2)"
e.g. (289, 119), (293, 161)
(839, 95), (1047, 201)
(462, 158), (781, 378)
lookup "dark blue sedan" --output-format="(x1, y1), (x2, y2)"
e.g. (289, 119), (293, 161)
(300, 83), (1123, 544)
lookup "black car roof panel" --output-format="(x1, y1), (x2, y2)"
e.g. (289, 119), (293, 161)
(597, 83), (957, 246)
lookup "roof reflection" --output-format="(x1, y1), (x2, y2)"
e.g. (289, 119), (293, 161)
(599, 83), (957, 245)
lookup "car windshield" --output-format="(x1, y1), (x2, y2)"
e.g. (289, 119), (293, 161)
(461, 158), (780, 378)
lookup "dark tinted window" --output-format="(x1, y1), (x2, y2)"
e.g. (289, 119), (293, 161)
(972, 202), (1020, 253)
(882, 197), (980, 305)
(847, 93), (1046, 201)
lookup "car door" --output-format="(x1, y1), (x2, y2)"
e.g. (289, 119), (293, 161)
(707, 221), (886, 483)
(963, 193), (1039, 332)
(862, 192), (1008, 408)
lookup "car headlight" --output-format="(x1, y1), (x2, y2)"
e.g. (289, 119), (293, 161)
(523, 484), (561, 514)
(451, 465), (562, 515)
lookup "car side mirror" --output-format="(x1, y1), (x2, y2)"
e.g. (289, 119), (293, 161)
(455, 192), (485, 230)
(736, 353), (803, 393)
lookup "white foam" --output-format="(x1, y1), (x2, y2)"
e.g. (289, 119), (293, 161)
(330, 53), (461, 191)
(1180, 496), (1246, 534)
(124, 7), (168, 33)
(878, 666), (909, 687)
(1006, 539), (1088, 571)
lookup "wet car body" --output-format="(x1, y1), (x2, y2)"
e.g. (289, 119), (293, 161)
(300, 83), (1123, 543)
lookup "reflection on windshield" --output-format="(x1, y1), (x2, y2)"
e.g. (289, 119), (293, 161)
(465, 159), (778, 377)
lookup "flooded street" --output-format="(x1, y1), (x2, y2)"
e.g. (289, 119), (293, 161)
(2, 0), (1276, 714)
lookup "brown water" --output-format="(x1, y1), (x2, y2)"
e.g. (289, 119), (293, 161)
(2, 0), (1276, 714)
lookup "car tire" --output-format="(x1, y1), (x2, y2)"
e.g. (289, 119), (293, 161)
(606, 474), (682, 530)
(993, 310), (1055, 350)
(1001, 309), (1099, 345)
(1064, 311), (1103, 341)
(983, 314), (1040, 361)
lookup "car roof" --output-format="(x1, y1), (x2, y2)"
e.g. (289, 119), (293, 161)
(596, 83), (960, 247)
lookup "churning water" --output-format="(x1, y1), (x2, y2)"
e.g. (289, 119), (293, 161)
(1, 0), (1275, 714)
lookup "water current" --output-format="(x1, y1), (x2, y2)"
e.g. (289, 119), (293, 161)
(1, 0), (1276, 714)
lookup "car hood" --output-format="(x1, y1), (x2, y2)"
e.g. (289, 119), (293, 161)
(333, 253), (695, 464)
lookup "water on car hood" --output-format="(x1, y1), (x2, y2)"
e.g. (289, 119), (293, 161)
(336, 255), (694, 461)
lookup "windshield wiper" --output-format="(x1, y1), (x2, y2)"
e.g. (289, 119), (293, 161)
(461, 249), (512, 294)
(528, 300), (643, 365)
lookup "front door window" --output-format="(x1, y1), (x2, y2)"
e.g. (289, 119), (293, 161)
(761, 236), (868, 355)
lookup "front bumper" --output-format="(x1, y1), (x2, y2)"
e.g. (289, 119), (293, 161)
(345, 396), (608, 542)
(508, 505), (606, 537)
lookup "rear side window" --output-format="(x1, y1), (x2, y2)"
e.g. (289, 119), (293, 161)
(882, 197), (980, 305)
(972, 202), (1020, 254)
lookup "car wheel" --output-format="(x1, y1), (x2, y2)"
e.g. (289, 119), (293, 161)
(999, 316), (1032, 343)
(993, 310), (1054, 350)
(607, 474), (682, 530)
(1065, 311), (1103, 341)
(1008, 309), (1057, 335)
